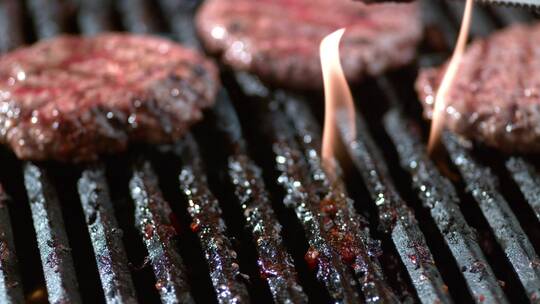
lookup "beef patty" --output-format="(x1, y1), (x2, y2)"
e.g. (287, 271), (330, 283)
(416, 23), (540, 153)
(196, 0), (422, 90)
(0, 33), (219, 161)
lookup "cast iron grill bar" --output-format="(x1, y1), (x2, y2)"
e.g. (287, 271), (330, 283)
(176, 134), (251, 303)
(129, 161), (195, 304)
(25, 4), (134, 303)
(159, 4), (309, 300)
(0, 185), (24, 304)
(77, 165), (138, 304)
(23, 162), (82, 303)
(120, 3), (252, 302)
(213, 93), (309, 303)
(506, 158), (540, 223)
(232, 72), (365, 302)
(6, 2), (82, 303)
(0, 0), (23, 53)
(442, 133), (540, 301)
(337, 108), (451, 304)
(261, 104), (362, 303)
(158, 0), (202, 49)
(78, 0), (114, 35)
(116, 0), (157, 34)
(26, 0), (64, 39)
(445, 1), (496, 37)
(383, 110), (507, 303)
(279, 93), (400, 304)
(74, 5), (146, 304)
(0, 7), (24, 303)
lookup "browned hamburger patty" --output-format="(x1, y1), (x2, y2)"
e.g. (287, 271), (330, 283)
(416, 22), (540, 153)
(0, 33), (219, 162)
(196, 0), (422, 90)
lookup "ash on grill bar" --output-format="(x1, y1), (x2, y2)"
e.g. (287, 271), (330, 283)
(0, 0), (539, 304)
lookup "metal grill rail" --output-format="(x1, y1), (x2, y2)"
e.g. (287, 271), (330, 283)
(0, 0), (538, 304)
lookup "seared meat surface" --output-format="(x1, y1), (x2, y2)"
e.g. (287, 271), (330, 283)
(196, 0), (422, 90)
(0, 33), (219, 161)
(416, 23), (540, 153)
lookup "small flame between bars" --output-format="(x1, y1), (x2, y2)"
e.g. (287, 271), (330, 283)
(428, 0), (474, 154)
(320, 29), (356, 174)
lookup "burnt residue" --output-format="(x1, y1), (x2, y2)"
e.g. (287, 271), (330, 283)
(443, 132), (540, 302)
(265, 106), (361, 303)
(281, 95), (400, 304)
(176, 134), (250, 304)
(214, 95), (308, 303)
(505, 158), (540, 223)
(384, 110), (508, 303)
(129, 161), (194, 304)
(0, 185), (24, 304)
(77, 165), (138, 304)
(336, 106), (451, 303)
(23, 162), (81, 304)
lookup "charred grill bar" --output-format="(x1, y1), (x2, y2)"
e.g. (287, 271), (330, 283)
(213, 94), (309, 303)
(27, 0), (65, 39)
(118, 1), (252, 302)
(130, 161), (194, 304)
(506, 158), (540, 223)
(176, 134), (251, 303)
(160, 3), (309, 301)
(423, 3), (540, 302)
(75, 4), (149, 304)
(78, 166), (138, 304)
(78, 0), (114, 35)
(442, 133), (540, 301)
(262, 104), (361, 303)
(383, 110), (507, 303)
(337, 108), (451, 303)
(280, 94), (400, 303)
(23, 163), (82, 303)
(2, 2), (84, 303)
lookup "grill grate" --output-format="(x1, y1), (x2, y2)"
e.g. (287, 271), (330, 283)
(78, 166), (138, 304)
(23, 163), (82, 303)
(0, 0), (539, 303)
(129, 161), (194, 303)
(443, 133), (540, 301)
(383, 110), (507, 303)
(213, 94), (309, 303)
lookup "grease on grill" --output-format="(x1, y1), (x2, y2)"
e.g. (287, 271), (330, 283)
(177, 134), (251, 304)
(129, 161), (194, 304)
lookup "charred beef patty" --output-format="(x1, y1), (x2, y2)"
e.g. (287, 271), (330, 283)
(0, 33), (219, 161)
(416, 23), (540, 153)
(196, 0), (422, 90)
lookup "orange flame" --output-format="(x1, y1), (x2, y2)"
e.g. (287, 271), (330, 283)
(320, 29), (356, 174)
(428, 0), (474, 153)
